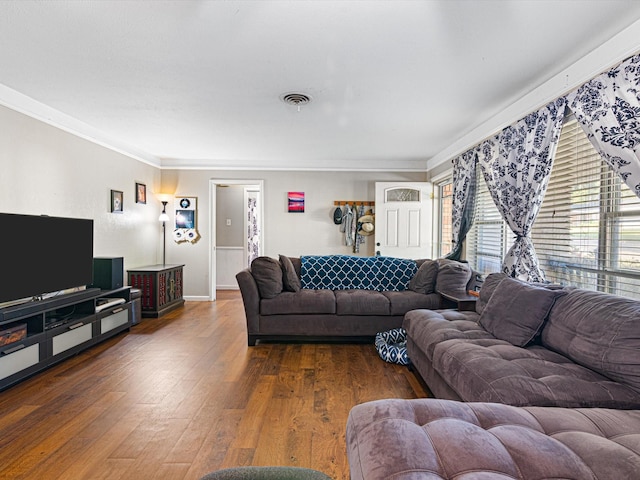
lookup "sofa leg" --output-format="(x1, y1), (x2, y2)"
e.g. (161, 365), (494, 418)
(248, 335), (257, 346)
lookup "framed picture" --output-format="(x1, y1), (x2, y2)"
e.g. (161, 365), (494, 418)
(135, 183), (147, 204)
(288, 191), (305, 213)
(111, 190), (123, 213)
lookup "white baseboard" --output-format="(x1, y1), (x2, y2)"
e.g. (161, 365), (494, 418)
(183, 295), (211, 302)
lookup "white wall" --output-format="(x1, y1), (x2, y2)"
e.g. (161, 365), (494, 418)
(0, 105), (162, 277)
(160, 169), (427, 298)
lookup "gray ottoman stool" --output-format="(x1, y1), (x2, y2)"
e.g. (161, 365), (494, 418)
(199, 466), (332, 480)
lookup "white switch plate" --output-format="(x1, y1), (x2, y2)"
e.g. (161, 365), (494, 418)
(226, 218), (232, 226)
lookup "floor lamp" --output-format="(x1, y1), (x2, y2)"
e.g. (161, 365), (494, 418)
(159, 201), (169, 266)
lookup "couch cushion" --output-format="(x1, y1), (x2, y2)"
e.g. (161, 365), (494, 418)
(478, 277), (566, 347)
(541, 288), (640, 393)
(260, 289), (336, 315)
(251, 256), (283, 299)
(381, 291), (441, 315)
(279, 254), (301, 292)
(346, 398), (640, 480)
(403, 308), (488, 361)
(435, 259), (472, 295)
(407, 259), (438, 294)
(335, 290), (390, 315)
(475, 272), (509, 315)
(431, 339), (640, 408)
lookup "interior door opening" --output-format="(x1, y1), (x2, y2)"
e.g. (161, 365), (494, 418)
(210, 179), (264, 301)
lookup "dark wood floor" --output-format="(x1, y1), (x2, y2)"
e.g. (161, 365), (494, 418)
(0, 290), (429, 480)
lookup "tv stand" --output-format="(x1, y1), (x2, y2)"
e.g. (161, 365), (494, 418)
(0, 287), (133, 391)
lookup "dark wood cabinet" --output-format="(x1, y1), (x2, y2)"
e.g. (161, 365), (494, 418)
(0, 287), (132, 391)
(127, 264), (185, 317)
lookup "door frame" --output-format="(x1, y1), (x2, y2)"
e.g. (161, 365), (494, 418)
(209, 179), (264, 301)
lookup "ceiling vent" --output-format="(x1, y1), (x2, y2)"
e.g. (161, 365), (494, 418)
(281, 92), (312, 109)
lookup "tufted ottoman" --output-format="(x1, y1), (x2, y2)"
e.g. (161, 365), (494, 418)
(346, 398), (640, 479)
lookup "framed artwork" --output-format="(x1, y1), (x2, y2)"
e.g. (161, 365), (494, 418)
(135, 182), (147, 204)
(111, 190), (123, 213)
(173, 196), (200, 243)
(288, 191), (305, 213)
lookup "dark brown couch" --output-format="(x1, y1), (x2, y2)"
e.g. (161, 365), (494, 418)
(236, 255), (478, 346)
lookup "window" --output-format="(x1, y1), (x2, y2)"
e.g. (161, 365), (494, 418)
(531, 117), (640, 299)
(436, 179), (453, 258)
(465, 168), (510, 274)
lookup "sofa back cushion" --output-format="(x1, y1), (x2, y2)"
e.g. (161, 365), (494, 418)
(475, 272), (509, 315)
(300, 255), (417, 291)
(408, 259), (438, 294)
(250, 256), (283, 299)
(279, 254), (301, 292)
(541, 288), (640, 392)
(478, 277), (566, 347)
(435, 259), (472, 295)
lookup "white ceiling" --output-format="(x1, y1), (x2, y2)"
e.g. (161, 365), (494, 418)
(1, 0), (640, 171)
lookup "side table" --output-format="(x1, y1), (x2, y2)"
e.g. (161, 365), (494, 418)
(439, 290), (478, 311)
(127, 264), (185, 317)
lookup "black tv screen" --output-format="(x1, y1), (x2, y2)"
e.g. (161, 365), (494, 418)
(0, 213), (94, 304)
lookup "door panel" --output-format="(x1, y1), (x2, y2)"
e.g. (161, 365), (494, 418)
(375, 182), (433, 259)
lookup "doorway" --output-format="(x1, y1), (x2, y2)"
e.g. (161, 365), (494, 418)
(210, 179), (264, 300)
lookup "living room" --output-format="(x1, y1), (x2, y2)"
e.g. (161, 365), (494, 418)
(1, 1), (640, 479)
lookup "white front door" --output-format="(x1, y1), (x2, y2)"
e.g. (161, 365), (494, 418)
(374, 182), (433, 259)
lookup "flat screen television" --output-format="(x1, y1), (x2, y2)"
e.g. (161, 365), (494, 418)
(0, 213), (94, 304)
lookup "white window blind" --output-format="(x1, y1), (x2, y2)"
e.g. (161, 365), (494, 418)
(465, 168), (509, 274)
(531, 117), (640, 299)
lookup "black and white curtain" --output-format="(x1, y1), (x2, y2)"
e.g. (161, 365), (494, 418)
(567, 53), (640, 199)
(445, 148), (477, 261)
(478, 99), (566, 281)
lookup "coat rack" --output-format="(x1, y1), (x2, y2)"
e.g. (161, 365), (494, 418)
(333, 201), (375, 207)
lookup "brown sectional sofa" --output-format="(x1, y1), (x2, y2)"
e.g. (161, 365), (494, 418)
(403, 273), (640, 408)
(346, 273), (640, 479)
(236, 255), (478, 346)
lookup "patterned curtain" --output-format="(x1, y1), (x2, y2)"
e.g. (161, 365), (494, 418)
(478, 99), (566, 281)
(445, 148), (477, 261)
(566, 53), (640, 199)
(247, 196), (259, 267)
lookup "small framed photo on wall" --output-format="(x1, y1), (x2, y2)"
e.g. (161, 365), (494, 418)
(288, 191), (305, 213)
(135, 183), (147, 204)
(111, 190), (123, 213)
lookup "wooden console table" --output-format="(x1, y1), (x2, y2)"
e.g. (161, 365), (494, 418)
(127, 264), (185, 317)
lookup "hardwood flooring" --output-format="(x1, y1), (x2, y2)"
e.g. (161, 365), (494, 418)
(0, 291), (429, 480)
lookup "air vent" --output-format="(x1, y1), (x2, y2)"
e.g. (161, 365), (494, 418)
(281, 92), (312, 107)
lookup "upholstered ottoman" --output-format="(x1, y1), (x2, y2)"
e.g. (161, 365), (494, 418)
(346, 398), (640, 479)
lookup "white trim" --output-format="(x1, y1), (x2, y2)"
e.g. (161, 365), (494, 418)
(183, 295), (211, 302)
(0, 84), (162, 168)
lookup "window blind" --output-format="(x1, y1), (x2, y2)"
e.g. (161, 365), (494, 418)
(531, 117), (640, 299)
(466, 168), (509, 274)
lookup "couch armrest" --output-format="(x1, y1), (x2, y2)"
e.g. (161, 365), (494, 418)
(235, 269), (260, 344)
